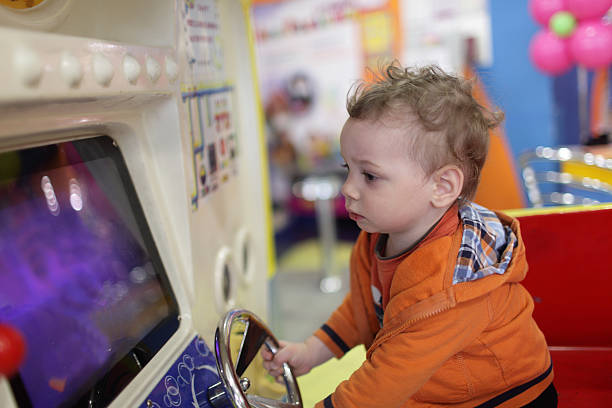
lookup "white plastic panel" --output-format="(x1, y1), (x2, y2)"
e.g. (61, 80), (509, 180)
(0, 0), (174, 47)
(0, 0), (272, 407)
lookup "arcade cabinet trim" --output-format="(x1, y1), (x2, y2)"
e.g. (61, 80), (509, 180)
(505, 202), (612, 217)
(242, 0), (277, 278)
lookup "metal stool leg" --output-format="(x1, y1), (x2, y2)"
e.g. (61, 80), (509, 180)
(315, 197), (341, 293)
(292, 175), (343, 293)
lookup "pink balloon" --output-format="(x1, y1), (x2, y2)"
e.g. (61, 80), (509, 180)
(529, 30), (574, 75)
(566, 0), (612, 21)
(529, 0), (567, 26)
(569, 21), (612, 68)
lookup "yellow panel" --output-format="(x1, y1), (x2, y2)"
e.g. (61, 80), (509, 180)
(361, 11), (392, 54)
(242, 0), (277, 277)
(505, 203), (612, 218)
(562, 161), (612, 185)
(298, 345), (366, 407)
(0, 0), (45, 9)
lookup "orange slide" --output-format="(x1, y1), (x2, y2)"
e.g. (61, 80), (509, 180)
(465, 65), (526, 210)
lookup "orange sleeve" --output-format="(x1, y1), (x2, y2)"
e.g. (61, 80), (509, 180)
(313, 291), (360, 358)
(314, 295), (492, 408)
(313, 232), (373, 358)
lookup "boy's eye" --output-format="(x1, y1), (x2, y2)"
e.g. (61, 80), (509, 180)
(340, 162), (349, 171)
(362, 171), (377, 182)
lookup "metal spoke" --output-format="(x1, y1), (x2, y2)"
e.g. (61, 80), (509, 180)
(235, 316), (268, 377)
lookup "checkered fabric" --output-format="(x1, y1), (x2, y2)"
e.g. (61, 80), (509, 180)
(453, 203), (518, 285)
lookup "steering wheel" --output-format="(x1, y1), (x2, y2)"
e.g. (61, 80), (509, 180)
(207, 309), (303, 408)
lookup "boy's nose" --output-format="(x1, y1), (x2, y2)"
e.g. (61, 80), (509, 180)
(341, 178), (358, 201)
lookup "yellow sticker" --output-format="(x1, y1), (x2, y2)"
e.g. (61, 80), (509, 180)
(362, 11), (392, 54)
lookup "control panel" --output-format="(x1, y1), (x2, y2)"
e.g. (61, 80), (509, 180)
(140, 336), (223, 408)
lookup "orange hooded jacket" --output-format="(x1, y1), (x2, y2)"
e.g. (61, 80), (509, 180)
(313, 206), (552, 407)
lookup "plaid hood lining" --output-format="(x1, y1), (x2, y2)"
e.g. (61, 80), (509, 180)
(453, 203), (518, 285)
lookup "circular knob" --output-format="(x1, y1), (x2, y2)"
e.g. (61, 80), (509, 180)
(123, 54), (141, 84)
(92, 53), (114, 86)
(13, 47), (43, 87)
(207, 309), (302, 408)
(165, 56), (178, 83)
(145, 56), (161, 83)
(60, 51), (83, 88)
(240, 377), (251, 392)
(0, 324), (26, 377)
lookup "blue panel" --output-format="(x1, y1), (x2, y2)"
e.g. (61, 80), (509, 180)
(481, 1), (556, 157)
(140, 335), (230, 408)
(552, 68), (581, 145)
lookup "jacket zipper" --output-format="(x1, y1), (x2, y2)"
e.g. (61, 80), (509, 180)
(367, 290), (456, 358)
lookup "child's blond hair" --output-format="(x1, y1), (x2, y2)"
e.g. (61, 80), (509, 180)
(347, 62), (504, 202)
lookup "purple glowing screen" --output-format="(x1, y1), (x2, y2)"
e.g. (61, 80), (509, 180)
(0, 138), (178, 407)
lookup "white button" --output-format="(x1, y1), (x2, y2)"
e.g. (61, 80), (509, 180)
(92, 53), (114, 86)
(14, 47), (43, 87)
(145, 56), (161, 83)
(123, 54), (141, 84)
(165, 56), (178, 83)
(60, 52), (83, 88)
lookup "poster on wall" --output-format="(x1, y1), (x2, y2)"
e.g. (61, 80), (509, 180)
(351, 0), (401, 74)
(181, 0), (225, 82)
(399, 0), (492, 72)
(179, 0), (239, 210)
(252, 0), (363, 176)
(184, 87), (238, 209)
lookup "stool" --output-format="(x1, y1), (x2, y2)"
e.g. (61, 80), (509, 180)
(292, 175), (343, 293)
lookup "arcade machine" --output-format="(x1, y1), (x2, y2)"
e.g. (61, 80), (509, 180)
(0, 1), (302, 407)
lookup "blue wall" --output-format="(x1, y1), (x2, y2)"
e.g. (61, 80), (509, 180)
(553, 68), (581, 145)
(478, 0), (559, 159)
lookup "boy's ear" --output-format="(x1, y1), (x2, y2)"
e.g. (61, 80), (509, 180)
(431, 165), (464, 208)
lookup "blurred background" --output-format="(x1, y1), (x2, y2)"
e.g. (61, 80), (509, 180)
(249, 0), (612, 345)
(0, 1), (609, 407)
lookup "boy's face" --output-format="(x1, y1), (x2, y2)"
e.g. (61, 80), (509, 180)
(340, 117), (439, 249)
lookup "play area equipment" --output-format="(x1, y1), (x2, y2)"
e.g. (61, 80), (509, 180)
(519, 146), (612, 206)
(513, 205), (612, 407)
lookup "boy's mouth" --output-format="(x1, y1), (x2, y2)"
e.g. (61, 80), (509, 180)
(348, 211), (363, 221)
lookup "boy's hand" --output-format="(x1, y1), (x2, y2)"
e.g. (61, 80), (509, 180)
(261, 336), (334, 379)
(261, 340), (310, 378)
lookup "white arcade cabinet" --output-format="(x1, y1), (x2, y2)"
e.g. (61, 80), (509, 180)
(0, 1), (301, 407)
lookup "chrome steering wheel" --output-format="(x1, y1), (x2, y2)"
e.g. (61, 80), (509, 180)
(207, 309), (303, 408)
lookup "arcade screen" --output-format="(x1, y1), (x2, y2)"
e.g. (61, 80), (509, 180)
(0, 136), (180, 407)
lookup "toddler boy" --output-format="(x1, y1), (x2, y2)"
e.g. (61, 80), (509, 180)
(263, 62), (556, 407)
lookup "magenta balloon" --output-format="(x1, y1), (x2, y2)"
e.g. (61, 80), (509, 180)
(566, 0), (612, 21)
(529, 30), (574, 74)
(569, 21), (612, 68)
(529, 0), (567, 26)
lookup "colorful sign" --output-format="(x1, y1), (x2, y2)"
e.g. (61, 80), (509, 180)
(182, 86), (238, 209)
(179, 0), (239, 210)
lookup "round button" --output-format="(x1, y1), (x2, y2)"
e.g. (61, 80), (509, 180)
(123, 54), (141, 84)
(14, 47), (43, 87)
(60, 51), (83, 88)
(165, 56), (178, 83)
(92, 53), (114, 87)
(0, 323), (26, 377)
(145, 56), (161, 83)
